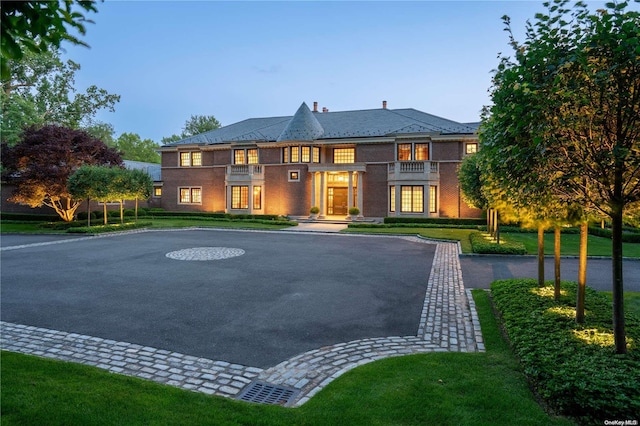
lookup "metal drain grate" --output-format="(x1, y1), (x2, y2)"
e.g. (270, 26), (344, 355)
(237, 381), (300, 406)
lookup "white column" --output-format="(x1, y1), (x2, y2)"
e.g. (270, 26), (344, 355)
(249, 185), (254, 214)
(311, 172), (317, 212)
(357, 171), (364, 218)
(395, 184), (402, 217)
(347, 171), (354, 219)
(226, 185), (232, 213)
(319, 171), (326, 219)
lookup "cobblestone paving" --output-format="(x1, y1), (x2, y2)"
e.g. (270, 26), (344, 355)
(1, 229), (484, 407)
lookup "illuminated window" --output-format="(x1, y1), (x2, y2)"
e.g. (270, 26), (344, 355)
(313, 147), (320, 163)
(154, 187), (162, 197)
(397, 144), (412, 161)
(301, 146), (310, 163)
(179, 187), (202, 204)
(180, 151), (201, 167)
(466, 143), (478, 155)
(390, 186), (396, 212)
(247, 149), (258, 164)
(288, 170), (300, 182)
(429, 185), (438, 213)
(283, 147), (289, 163)
(397, 143), (429, 161)
(401, 186), (423, 213)
(290, 146), (299, 163)
(231, 186), (249, 209)
(234, 149), (245, 165)
(334, 148), (354, 164)
(415, 143), (429, 160)
(253, 186), (262, 210)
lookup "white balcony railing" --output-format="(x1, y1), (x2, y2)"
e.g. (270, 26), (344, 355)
(388, 161), (439, 180)
(228, 165), (263, 175)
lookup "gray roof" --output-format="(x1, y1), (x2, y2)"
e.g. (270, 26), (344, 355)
(123, 160), (162, 182)
(163, 103), (477, 147)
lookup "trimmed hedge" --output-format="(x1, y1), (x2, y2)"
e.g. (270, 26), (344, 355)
(348, 223), (481, 230)
(589, 226), (640, 243)
(491, 279), (640, 424)
(383, 217), (485, 226)
(67, 222), (152, 234)
(0, 213), (61, 222)
(469, 231), (526, 254)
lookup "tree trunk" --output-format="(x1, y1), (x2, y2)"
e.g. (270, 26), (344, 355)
(87, 198), (91, 227)
(103, 203), (108, 225)
(576, 221), (588, 323)
(488, 208), (494, 237)
(496, 211), (500, 244)
(554, 225), (561, 301)
(538, 224), (545, 287)
(119, 201), (124, 224)
(611, 203), (627, 354)
(135, 198), (139, 222)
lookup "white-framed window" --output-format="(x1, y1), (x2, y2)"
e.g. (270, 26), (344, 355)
(153, 187), (162, 197)
(390, 186), (396, 212)
(429, 185), (438, 213)
(180, 151), (202, 167)
(401, 185), (423, 213)
(253, 186), (262, 210)
(397, 142), (429, 161)
(288, 170), (300, 182)
(313, 147), (320, 163)
(231, 186), (249, 209)
(283, 146), (320, 163)
(333, 148), (354, 164)
(179, 187), (202, 204)
(465, 142), (478, 155)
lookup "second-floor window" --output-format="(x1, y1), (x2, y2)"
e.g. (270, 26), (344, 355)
(283, 146), (321, 163)
(333, 148), (354, 164)
(234, 148), (259, 164)
(180, 151), (202, 167)
(397, 143), (429, 161)
(465, 143), (478, 155)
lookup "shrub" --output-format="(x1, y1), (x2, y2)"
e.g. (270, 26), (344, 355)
(67, 222), (152, 234)
(589, 226), (640, 243)
(469, 231), (526, 254)
(0, 213), (61, 222)
(491, 279), (640, 424)
(384, 217), (485, 226)
(348, 207), (360, 215)
(310, 206), (320, 214)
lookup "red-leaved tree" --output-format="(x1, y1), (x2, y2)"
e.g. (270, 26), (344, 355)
(1, 124), (122, 221)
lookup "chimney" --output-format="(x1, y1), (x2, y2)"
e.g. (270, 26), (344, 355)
(322, 107), (328, 113)
(382, 100), (387, 109)
(313, 101), (318, 112)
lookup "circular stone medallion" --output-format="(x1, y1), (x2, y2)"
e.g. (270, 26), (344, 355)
(165, 247), (245, 261)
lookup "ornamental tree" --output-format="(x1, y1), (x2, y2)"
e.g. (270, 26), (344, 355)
(484, 0), (640, 353)
(1, 125), (122, 221)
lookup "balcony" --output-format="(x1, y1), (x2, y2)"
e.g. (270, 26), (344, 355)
(388, 161), (439, 181)
(225, 164), (264, 183)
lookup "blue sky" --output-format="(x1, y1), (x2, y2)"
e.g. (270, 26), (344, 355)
(61, 1), (606, 143)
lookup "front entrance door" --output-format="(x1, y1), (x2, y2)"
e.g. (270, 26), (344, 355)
(329, 187), (348, 215)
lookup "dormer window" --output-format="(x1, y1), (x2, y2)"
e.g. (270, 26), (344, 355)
(397, 143), (429, 161)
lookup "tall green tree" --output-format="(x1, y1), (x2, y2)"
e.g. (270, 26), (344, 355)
(485, 0), (639, 353)
(1, 49), (120, 145)
(114, 133), (160, 163)
(0, 1), (97, 79)
(161, 114), (221, 144)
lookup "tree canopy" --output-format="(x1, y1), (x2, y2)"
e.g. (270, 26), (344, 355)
(1, 49), (120, 146)
(1, 1), (98, 80)
(480, 0), (639, 353)
(1, 124), (122, 221)
(161, 114), (221, 144)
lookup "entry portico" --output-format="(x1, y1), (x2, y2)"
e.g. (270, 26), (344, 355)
(308, 164), (366, 218)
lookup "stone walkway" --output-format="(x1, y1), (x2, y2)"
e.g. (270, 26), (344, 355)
(0, 231), (484, 407)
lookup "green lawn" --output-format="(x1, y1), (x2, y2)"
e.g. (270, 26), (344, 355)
(343, 227), (476, 253)
(503, 232), (640, 258)
(0, 290), (574, 426)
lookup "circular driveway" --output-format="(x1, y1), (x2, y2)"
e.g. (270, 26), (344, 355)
(1, 230), (435, 368)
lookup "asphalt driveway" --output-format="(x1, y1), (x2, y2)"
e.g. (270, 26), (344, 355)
(1, 230), (435, 368)
(460, 254), (640, 292)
